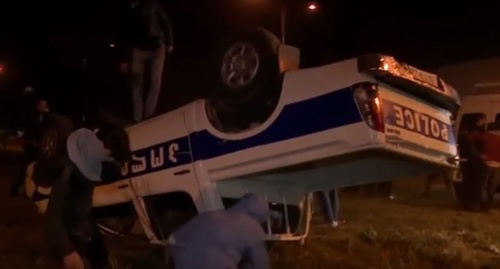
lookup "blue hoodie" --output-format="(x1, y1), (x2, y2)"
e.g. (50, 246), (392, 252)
(169, 193), (270, 269)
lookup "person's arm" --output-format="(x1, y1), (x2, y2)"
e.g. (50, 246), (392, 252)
(45, 167), (75, 257)
(156, 3), (174, 48)
(241, 241), (270, 269)
(22, 114), (38, 145)
(117, 3), (134, 63)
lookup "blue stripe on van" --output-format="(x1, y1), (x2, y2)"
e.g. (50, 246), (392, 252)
(190, 86), (361, 161)
(121, 86), (362, 178)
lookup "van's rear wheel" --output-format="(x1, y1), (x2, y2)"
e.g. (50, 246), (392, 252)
(210, 26), (281, 107)
(207, 26), (283, 132)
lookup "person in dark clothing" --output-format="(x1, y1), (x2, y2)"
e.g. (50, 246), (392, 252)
(10, 98), (50, 197)
(445, 114), (489, 210)
(473, 114), (487, 132)
(458, 132), (490, 211)
(45, 125), (131, 269)
(168, 193), (270, 269)
(484, 115), (500, 208)
(119, 0), (174, 122)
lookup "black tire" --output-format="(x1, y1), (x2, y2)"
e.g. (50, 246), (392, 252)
(209, 26), (281, 106)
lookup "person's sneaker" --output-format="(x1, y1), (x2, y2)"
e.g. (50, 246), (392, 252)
(389, 195), (395, 200)
(331, 221), (339, 228)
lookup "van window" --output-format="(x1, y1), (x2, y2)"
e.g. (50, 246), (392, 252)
(458, 113), (486, 132)
(487, 113), (500, 131)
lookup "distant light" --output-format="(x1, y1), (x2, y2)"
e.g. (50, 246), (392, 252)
(307, 3), (317, 10)
(109, 43), (116, 48)
(24, 86), (34, 95)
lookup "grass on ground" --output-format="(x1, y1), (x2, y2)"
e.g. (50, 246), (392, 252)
(1, 155), (499, 269)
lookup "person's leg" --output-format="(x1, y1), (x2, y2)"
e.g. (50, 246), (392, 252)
(378, 181), (393, 199)
(85, 225), (109, 269)
(424, 173), (440, 197)
(329, 189), (340, 223)
(10, 143), (38, 196)
(461, 166), (475, 211)
(474, 167), (489, 211)
(320, 190), (334, 223)
(485, 169), (497, 210)
(144, 45), (166, 119)
(131, 48), (147, 122)
(444, 170), (457, 202)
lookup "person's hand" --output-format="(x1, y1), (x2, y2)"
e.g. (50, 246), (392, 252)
(167, 46), (174, 53)
(63, 251), (85, 269)
(120, 62), (129, 74)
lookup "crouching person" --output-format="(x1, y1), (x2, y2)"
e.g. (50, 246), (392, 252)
(45, 125), (131, 269)
(168, 193), (270, 269)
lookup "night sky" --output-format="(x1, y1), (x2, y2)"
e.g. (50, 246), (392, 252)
(0, 0), (499, 128)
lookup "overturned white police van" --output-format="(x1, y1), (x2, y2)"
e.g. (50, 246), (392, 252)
(27, 32), (460, 245)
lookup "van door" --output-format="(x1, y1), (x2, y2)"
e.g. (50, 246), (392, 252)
(124, 111), (201, 207)
(116, 111), (202, 243)
(456, 98), (489, 134)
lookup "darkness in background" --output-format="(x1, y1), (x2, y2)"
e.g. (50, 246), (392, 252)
(0, 0), (499, 129)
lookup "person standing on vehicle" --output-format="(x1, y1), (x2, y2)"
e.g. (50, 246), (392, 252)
(168, 193), (270, 269)
(119, 0), (174, 123)
(45, 125), (131, 269)
(10, 98), (50, 197)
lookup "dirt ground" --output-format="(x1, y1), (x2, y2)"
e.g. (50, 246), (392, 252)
(1, 153), (500, 269)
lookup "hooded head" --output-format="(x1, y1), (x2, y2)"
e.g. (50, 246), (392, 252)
(67, 128), (114, 182)
(228, 193), (269, 224)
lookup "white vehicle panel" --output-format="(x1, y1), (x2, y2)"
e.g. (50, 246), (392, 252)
(201, 122), (372, 181)
(379, 84), (457, 157)
(277, 59), (363, 105)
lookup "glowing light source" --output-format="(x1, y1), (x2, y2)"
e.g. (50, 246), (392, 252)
(307, 3), (317, 10)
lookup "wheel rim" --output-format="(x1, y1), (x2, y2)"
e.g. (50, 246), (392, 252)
(220, 42), (260, 89)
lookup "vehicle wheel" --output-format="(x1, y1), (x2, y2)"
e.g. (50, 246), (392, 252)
(210, 26), (281, 106)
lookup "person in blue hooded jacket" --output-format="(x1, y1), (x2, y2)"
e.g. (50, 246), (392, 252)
(168, 193), (270, 269)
